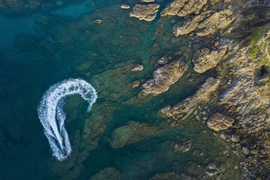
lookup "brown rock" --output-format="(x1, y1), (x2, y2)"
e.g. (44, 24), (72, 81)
(173, 140), (192, 153)
(131, 64), (144, 72)
(121, 4), (130, 9)
(207, 113), (235, 131)
(150, 172), (178, 180)
(197, 9), (234, 37)
(160, 77), (220, 121)
(130, 4), (160, 21)
(141, 53), (188, 96)
(192, 43), (227, 73)
(161, 0), (207, 17)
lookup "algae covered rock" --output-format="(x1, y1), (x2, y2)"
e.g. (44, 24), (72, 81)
(207, 113), (235, 132)
(141, 52), (188, 96)
(150, 172), (178, 180)
(90, 167), (120, 180)
(130, 4), (160, 21)
(110, 121), (163, 148)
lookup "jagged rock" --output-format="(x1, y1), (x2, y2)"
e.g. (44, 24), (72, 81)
(173, 15), (203, 36)
(110, 121), (162, 148)
(149, 172), (178, 180)
(90, 167), (120, 180)
(204, 162), (222, 178)
(207, 113), (235, 131)
(197, 9), (234, 37)
(161, 0), (207, 17)
(141, 0), (155, 2)
(121, 4), (130, 9)
(160, 77), (220, 121)
(130, 4), (160, 21)
(130, 80), (141, 88)
(131, 64), (144, 72)
(193, 43), (227, 73)
(141, 53), (188, 96)
(173, 140), (192, 153)
(185, 162), (204, 177)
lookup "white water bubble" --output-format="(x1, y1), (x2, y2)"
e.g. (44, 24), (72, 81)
(37, 78), (97, 161)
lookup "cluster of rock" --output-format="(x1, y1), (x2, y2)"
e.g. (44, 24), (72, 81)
(160, 77), (220, 122)
(90, 167), (120, 180)
(160, 0), (207, 17)
(141, 51), (188, 96)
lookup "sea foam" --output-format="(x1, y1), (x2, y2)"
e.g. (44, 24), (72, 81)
(37, 78), (97, 161)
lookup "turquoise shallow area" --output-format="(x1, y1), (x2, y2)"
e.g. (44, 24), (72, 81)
(0, 0), (239, 179)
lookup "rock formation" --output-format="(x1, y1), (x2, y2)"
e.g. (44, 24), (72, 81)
(141, 51), (188, 96)
(130, 4), (160, 21)
(207, 113), (235, 131)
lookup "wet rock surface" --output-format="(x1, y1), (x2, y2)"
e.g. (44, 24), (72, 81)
(90, 167), (120, 180)
(130, 4), (160, 21)
(141, 51), (188, 96)
(207, 113), (235, 132)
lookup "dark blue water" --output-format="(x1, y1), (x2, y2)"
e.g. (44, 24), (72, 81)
(0, 0), (239, 179)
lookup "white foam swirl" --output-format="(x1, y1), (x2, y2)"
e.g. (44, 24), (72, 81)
(37, 78), (97, 161)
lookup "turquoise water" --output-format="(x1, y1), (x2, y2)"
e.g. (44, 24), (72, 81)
(0, 0), (240, 179)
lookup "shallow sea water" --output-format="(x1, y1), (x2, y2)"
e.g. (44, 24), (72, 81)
(0, 0), (240, 179)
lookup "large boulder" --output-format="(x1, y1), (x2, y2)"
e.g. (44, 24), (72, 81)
(192, 43), (227, 73)
(130, 4), (160, 21)
(141, 53), (188, 96)
(207, 113), (235, 131)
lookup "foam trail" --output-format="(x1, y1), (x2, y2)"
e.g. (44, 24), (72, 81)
(37, 78), (97, 161)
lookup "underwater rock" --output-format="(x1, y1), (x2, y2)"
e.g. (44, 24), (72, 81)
(161, 0), (207, 17)
(131, 64), (144, 72)
(160, 77), (220, 121)
(130, 80), (141, 88)
(149, 172), (178, 180)
(192, 42), (227, 73)
(130, 4), (160, 21)
(173, 140), (192, 153)
(197, 9), (234, 37)
(110, 121), (163, 148)
(203, 162), (222, 178)
(90, 167), (121, 180)
(141, 52), (188, 96)
(185, 162), (204, 177)
(121, 4), (130, 10)
(207, 113), (235, 132)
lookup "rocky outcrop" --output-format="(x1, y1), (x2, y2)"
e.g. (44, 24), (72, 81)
(130, 4), (160, 21)
(161, 0), (207, 17)
(173, 140), (192, 153)
(160, 77), (220, 121)
(192, 42), (227, 73)
(90, 167), (120, 180)
(141, 52), (188, 96)
(207, 113), (235, 131)
(197, 9), (234, 37)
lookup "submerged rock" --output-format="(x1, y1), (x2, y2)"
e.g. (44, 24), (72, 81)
(207, 113), (235, 132)
(192, 42), (227, 73)
(150, 172), (178, 180)
(130, 4), (160, 21)
(141, 52), (188, 96)
(173, 140), (192, 153)
(90, 167), (120, 180)
(110, 121), (163, 148)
